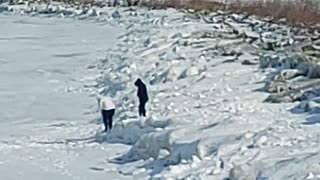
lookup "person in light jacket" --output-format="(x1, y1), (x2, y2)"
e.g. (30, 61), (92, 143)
(134, 78), (149, 117)
(97, 94), (115, 132)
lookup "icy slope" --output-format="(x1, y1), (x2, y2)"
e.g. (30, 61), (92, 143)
(89, 7), (320, 180)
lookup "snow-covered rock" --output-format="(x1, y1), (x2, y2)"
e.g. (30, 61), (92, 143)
(229, 163), (257, 180)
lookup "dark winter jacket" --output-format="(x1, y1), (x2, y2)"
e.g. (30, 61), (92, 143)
(134, 78), (149, 103)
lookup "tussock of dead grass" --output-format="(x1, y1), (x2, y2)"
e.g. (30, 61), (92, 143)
(142, 0), (320, 28)
(141, 0), (226, 11)
(228, 0), (320, 27)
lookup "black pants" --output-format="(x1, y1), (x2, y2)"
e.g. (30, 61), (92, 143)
(101, 109), (115, 131)
(139, 100), (147, 117)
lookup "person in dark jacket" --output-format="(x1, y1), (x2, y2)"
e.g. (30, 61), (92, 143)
(134, 78), (149, 117)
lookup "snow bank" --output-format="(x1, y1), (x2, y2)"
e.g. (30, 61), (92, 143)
(229, 163), (257, 180)
(114, 130), (172, 161)
(91, 7), (320, 178)
(154, 63), (206, 83)
(111, 129), (205, 169)
(93, 118), (172, 145)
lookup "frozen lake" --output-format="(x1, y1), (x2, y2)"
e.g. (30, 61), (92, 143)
(0, 14), (129, 180)
(0, 15), (118, 136)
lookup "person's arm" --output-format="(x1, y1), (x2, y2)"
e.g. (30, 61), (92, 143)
(145, 86), (148, 99)
(95, 99), (100, 112)
(137, 89), (141, 98)
(96, 94), (102, 112)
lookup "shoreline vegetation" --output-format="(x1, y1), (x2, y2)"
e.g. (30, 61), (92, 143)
(143, 0), (320, 29)
(2, 0), (319, 29)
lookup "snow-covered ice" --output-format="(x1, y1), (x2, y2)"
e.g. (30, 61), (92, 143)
(0, 14), (131, 180)
(1, 2), (320, 180)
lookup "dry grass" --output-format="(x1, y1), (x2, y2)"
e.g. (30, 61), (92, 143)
(141, 0), (226, 11)
(141, 0), (320, 28)
(6, 0), (317, 28)
(228, 0), (320, 27)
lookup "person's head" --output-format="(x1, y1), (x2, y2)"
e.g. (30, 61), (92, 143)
(134, 78), (143, 87)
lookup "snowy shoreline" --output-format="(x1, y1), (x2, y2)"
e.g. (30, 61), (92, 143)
(1, 1), (320, 179)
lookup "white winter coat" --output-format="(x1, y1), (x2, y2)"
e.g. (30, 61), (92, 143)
(97, 94), (115, 111)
